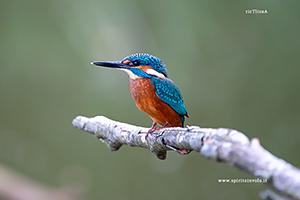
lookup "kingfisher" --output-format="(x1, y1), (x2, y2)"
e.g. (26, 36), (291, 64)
(92, 53), (188, 138)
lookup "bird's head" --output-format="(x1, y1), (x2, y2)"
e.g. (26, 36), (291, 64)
(92, 53), (168, 79)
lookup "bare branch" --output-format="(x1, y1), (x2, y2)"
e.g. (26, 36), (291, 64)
(72, 115), (300, 200)
(260, 189), (296, 200)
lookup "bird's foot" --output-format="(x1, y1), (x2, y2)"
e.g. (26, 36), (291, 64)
(145, 122), (168, 139)
(145, 123), (157, 139)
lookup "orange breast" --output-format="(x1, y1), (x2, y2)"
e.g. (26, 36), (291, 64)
(129, 78), (183, 127)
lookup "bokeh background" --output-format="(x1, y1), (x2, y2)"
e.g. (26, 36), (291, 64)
(1, 1), (300, 199)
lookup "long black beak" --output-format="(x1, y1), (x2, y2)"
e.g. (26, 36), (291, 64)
(91, 61), (127, 69)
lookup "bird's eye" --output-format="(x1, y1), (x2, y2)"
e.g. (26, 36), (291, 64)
(132, 60), (140, 66)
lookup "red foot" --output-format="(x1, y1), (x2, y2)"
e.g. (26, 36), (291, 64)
(145, 122), (168, 139)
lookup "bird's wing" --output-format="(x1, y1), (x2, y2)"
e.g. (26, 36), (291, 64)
(151, 77), (188, 117)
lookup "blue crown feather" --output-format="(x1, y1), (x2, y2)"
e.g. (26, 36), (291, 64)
(122, 53), (168, 77)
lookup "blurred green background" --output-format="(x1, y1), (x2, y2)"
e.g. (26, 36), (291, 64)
(1, 0), (300, 199)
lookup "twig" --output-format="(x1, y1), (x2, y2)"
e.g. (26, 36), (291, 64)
(72, 115), (300, 200)
(260, 189), (296, 200)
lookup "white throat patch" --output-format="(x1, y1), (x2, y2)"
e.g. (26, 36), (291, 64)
(119, 68), (138, 80)
(119, 68), (165, 80)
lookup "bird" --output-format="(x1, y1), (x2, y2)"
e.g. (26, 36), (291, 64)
(91, 53), (188, 138)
